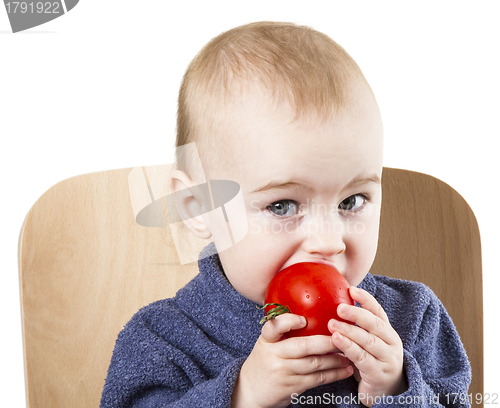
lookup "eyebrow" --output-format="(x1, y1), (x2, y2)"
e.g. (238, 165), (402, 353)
(249, 174), (381, 195)
(249, 181), (307, 195)
(344, 174), (381, 189)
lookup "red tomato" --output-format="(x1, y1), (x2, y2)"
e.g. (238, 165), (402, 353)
(261, 262), (355, 337)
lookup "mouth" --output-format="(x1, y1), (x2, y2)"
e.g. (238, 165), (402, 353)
(280, 259), (341, 273)
(306, 259), (336, 267)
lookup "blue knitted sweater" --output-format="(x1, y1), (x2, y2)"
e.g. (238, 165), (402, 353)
(100, 244), (471, 407)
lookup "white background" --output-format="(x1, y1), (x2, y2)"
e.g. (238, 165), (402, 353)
(1, 1), (498, 405)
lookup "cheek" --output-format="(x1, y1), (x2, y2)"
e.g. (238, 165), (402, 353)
(344, 211), (381, 283)
(218, 228), (296, 303)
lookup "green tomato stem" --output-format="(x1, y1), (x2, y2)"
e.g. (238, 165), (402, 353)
(257, 303), (291, 324)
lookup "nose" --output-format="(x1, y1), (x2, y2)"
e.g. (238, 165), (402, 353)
(300, 214), (346, 257)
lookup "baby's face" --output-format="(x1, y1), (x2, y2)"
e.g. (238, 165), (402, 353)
(203, 85), (383, 305)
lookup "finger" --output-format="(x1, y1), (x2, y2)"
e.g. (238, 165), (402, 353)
(337, 303), (396, 346)
(349, 287), (389, 323)
(329, 318), (386, 358)
(337, 303), (397, 346)
(289, 352), (350, 375)
(261, 313), (307, 343)
(300, 365), (354, 390)
(332, 331), (376, 371)
(279, 334), (341, 359)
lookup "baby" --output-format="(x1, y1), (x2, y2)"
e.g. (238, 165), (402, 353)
(100, 22), (471, 407)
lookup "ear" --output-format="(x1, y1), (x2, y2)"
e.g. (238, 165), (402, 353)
(169, 170), (212, 239)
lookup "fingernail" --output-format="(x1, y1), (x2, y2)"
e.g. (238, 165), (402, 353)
(299, 316), (307, 327)
(337, 304), (346, 315)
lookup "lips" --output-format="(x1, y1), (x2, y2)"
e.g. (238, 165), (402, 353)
(280, 259), (341, 274)
(305, 259), (336, 268)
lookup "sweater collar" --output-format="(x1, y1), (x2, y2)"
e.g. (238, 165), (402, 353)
(358, 271), (378, 297)
(183, 243), (264, 355)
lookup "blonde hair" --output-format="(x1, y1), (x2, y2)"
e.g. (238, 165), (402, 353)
(175, 21), (369, 179)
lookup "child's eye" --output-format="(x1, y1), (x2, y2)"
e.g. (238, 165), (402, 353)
(266, 200), (299, 217)
(338, 194), (367, 211)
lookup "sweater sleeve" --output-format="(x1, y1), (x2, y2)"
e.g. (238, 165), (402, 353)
(374, 286), (472, 408)
(99, 312), (244, 408)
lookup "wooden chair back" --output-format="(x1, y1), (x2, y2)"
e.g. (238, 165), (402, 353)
(18, 167), (482, 407)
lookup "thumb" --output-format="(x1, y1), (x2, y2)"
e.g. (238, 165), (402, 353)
(261, 314), (307, 343)
(350, 361), (362, 382)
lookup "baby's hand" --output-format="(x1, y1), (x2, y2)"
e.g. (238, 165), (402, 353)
(231, 313), (353, 408)
(329, 287), (408, 407)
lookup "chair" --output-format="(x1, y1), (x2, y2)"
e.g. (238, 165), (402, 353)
(18, 167), (483, 407)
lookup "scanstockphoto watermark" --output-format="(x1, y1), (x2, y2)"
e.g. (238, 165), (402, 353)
(291, 392), (405, 406)
(250, 216), (367, 235)
(250, 197), (376, 220)
(291, 392), (499, 406)
(3, 0), (80, 33)
(249, 199), (373, 235)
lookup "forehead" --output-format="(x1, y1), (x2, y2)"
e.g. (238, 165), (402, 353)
(204, 83), (383, 188)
